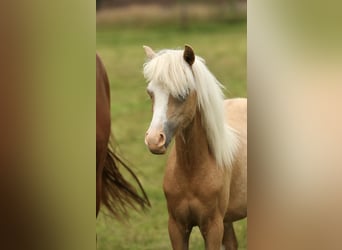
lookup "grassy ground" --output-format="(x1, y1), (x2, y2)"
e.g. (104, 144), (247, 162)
(96, 18), (246, 250)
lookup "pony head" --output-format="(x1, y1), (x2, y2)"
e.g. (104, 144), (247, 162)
(143, 45), (197, 154)
(142, 45), (238, 168)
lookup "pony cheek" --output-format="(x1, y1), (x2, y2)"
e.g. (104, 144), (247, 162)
(164, 121), (177, 148)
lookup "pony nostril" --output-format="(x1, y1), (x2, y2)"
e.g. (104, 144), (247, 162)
(158, 133), (166, 145)
(145, 130), (166, 148)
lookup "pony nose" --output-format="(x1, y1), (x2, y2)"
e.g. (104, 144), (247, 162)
(145, 131), (166, 148)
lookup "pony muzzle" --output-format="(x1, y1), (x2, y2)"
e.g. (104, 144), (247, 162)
(145, 130), (167, 154)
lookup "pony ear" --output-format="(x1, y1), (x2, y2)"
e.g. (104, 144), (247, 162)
(183, 44), (195, 66)
(143, 45), (156, 59)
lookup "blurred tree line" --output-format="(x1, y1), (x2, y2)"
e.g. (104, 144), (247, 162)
(96, 0), (246, 10)
(96, 0), (246, 28)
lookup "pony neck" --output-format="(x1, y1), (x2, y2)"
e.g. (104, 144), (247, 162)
(174, 108), (212, 170)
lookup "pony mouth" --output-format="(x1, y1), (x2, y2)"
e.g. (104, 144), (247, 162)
(149, 146), (167, 155)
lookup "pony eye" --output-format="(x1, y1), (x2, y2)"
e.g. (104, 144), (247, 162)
(176, 92), (189, 102)
(177, 95), (186, 102)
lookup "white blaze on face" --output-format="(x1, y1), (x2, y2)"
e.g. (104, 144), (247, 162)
(147, 81), (169, 132)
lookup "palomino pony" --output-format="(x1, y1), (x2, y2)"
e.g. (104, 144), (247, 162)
(143, 45), (247, 250)
(96, 53), (150, 218)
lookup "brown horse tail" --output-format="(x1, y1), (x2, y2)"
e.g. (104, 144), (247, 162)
(101, 140), (150, 219)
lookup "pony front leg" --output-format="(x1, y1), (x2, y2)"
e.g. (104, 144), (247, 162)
(222, 222), (237, 250)
(200, 216), (224, 250)
(168, 216), (191, 250)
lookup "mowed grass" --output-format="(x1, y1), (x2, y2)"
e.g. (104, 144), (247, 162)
(96, 20), (247, 250)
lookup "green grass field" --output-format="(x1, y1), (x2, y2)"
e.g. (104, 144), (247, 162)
(96, 18), (246, 250)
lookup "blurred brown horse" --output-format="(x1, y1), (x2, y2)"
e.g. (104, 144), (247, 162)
(96, 53), (150, 218)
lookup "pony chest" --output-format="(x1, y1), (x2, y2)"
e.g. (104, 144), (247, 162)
(163, 169), (225, 221)
(163, 184), (221, 224)
(163, 160), (224, 197)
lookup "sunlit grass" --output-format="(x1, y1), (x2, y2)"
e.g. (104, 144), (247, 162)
(96, 19), (246, 250)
